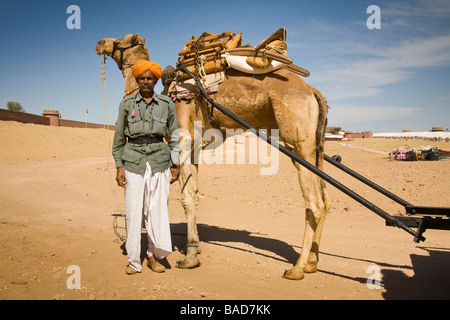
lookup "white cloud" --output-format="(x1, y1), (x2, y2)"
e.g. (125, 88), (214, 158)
(312, 34), (450, 101)
(378, 35), (450, 69)
(382, 0), (450, 18)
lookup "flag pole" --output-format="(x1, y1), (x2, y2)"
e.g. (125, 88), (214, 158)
(85, 108), (88, 133)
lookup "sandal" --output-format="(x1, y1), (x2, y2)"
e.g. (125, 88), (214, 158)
(147, 259), (165, 273)
(125, 265), (141, 275)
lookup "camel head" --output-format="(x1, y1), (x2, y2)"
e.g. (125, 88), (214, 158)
(95, 33), (150, 70)
(96, 33), (150, 96)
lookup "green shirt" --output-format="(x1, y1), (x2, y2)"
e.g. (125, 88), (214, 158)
(112, 91), (180, 174)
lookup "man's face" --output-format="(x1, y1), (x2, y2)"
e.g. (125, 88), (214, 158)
(137, 70), (157, 95)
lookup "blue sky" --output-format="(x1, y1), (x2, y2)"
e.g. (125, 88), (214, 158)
(0, 0), (449, 133)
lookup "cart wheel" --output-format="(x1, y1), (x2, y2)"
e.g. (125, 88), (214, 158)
(331, 155), (342, 163)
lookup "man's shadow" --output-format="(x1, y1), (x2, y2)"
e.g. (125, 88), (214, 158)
(118, 222), (300, 268)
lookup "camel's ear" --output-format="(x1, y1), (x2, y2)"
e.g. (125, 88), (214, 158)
(132, 33), (141, 44)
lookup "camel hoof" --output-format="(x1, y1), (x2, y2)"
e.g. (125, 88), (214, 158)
(283, 268), (305, 280)
(176, 257), (200, 269)
(179, 245), (201, 255)
(304, 264), (318, 273)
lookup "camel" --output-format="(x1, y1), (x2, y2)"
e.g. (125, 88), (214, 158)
(95, 33), (331, 280)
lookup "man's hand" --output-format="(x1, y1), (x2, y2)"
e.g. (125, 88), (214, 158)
(170, 165), (179, 184)
(116, 167), (127, 188)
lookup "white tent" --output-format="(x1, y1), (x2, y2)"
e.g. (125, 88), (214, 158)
(373, 131), (450, 140)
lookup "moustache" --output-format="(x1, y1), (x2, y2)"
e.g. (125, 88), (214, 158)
(139, 83), (154, 89)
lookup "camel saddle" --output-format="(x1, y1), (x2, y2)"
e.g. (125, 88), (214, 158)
(176, 31), (242, 81)
(170, 28), (310, 99)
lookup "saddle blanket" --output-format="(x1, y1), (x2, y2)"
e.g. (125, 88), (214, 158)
(169, 71), (225, 100)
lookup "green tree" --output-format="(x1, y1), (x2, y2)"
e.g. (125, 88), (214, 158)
(6, 101), (25, 112)
(331, 127), (342, 134)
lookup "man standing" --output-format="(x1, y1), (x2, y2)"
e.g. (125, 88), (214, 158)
(112, 60), (180, 275)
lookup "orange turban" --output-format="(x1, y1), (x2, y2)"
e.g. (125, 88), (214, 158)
(131, 60), (163, 79)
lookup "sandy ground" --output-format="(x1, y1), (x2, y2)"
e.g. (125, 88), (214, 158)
(1, 120), (449, 302)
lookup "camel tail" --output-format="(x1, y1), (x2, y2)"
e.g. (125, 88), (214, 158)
(312, 87), (328, 169)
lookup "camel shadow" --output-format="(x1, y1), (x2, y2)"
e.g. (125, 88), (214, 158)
(170, 222), (300, 265)
(118, 221), (300, 270)
(117, 214), (447, 291)
(170, 222), (437, 287)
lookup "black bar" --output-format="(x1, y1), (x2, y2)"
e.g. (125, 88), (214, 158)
(386, 216), (450, 230)
(324, 154), (413, 207)
(178, 64), (425, 242)
(386, 216), (450, 242)
(405, 206), (450, 216)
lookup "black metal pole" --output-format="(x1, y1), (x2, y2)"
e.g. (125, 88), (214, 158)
(178, 64), (425, 242)
(324, 154), (413, 207)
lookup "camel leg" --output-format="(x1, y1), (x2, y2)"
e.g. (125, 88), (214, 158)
(175, 126), (202, 269)
(304, 179), (330, 273)
(176, 162), (201, 268)
(283, 154), (329, 280)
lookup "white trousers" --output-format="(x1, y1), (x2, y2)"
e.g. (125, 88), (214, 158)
(124, 163), (172, 272)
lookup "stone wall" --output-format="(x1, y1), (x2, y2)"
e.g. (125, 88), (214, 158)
(0, 109), (50, 126)
(0, 109), (115, 130)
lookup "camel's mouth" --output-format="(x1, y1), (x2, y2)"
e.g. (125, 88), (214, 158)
(95, 39), (114, 56)
(95, 41), (105, 55)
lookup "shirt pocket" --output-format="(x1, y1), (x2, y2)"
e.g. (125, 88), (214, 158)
(151, 115), (168, 136)
(122, 145), (142, 164)
(127, 114), (144, 136)
(151, 143), (171, 164)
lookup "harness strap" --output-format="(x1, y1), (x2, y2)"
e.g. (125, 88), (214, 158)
(112, 43), (145, 70)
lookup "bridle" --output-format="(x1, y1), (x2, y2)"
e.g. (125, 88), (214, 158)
(112, 42), (145, 70)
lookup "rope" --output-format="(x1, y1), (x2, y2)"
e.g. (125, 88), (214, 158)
(198, 55), (207, 86)
(265, 45), (287, 56)
(100, 51), (127, 242)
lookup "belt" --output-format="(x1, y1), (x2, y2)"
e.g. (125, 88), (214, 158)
(127, 136), (163, 145)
